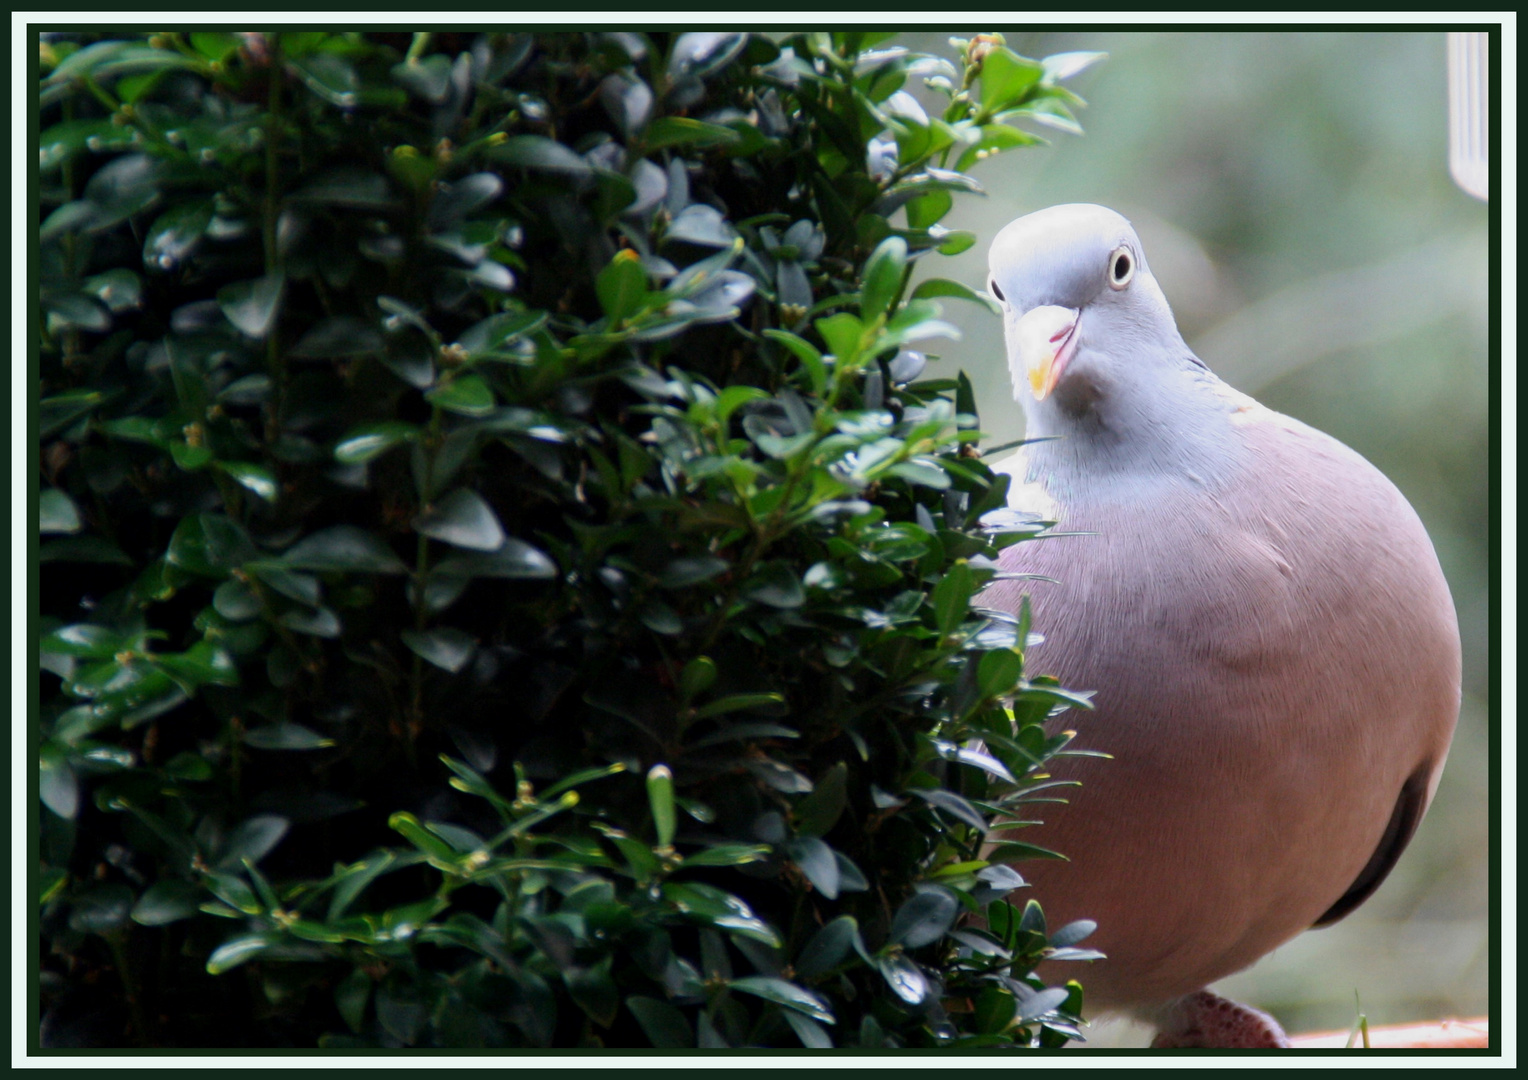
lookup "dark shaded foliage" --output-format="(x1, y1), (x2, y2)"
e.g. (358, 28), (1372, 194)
(36, 30), (1105, 1049)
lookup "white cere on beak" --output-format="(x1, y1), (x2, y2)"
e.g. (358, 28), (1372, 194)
(1010, 305), (1080, 402)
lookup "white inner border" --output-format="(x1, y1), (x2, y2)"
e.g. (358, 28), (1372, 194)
(14, 11), (1518, 1070)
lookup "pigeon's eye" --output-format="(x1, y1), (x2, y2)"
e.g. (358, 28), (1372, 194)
(1108, 247), (1135, 290)
(989, 279), (1006, 304)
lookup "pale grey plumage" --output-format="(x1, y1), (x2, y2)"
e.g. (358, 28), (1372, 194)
(981, 205), (1460, 1042)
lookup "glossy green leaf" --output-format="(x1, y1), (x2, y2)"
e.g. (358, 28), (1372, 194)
(45, 292), (112, 331)
(400, 627), (477, 673)
(795, 915), (861, 979)
(974, 985), (1018, 1035)
(454, 310), (547, 357)
(490, 135), (593, 176)
(1042, 50), (1107, 82)
(334, 422), (418, 464)
(664, 203), (735, 247)
(793, 762), (848, 836)
(68, 884), (134, 936)
(414, 488), (505, 551)
(905, 188), (952, 230)
(742, 562), (805, 608)
(909, 276), (1002, 315)
(39, 750), (79, 819)
(763, 329), (827, 395)
(217, 273), (285, 338)
(84, 268), (143, 314)
(215, 815), (289, 870)
(596, 251), (649, 326)
(392, 54), (453, 103)
(280, 526), (407, 574)
(860, 235), (907, 319)
(786, 836), (840, 898)
(1049, 918), (1098, 948)
(154, 641), (239, 687)
(938, 229), (978, 256)
(888, 886), (959, 948)
(288, 52), (360, 108)
(668, 31), (748, 80)
(131, 879), (202, 926)
(425, 374), (495, 417)
(887, 458), (950, 489)
(289, 315), (384, 358)
(389, 811), (460, 861)
(279, 606), (341, 638)
(334, 968), (373, 1034)
(167, 514), (257, 577)
(690, 692), (785, 720)
(566, 959), (619, 1028)
(659, 555), (728, 588)
(326, 852), (404, 923)
(143, 200), (212, 270)
(247, 563), (322, 606)
(39, 489), (81, 534)
(1016, 986), (1073, 1023)
(189, 31), (240, 61)
(815, 311), (864, 363)
(41, 623), (122, 658)
(646, 764), (676, 848)
(679, 656), (717, 701)
(206, 933), (275, 974)
(39, 390), (103, 438)
(433, 537), (557, 579)
(933, 738), (1017, 784)
(984, 840), (1068, 863)
(374, 977), (428, 1046)
(909, 787), (988, 833)
(169, 441), (213, 471)
(643, 116), (742, 150)
(679, 843), (771, 867)
(38, 119), (135, 172)
(1015, 97), (1083, 135)
(955, 123), (1043, 172)
(980, 46), (1045, 113)
(875, 953), (929, 1005)
(714, 385), (769, 426)
(783, 1010), (833, 1048)
(625, 996), (693, 1048)
(243, 723), (335, 750)
(978, 647), (1024, 699)
(216, 461), (278, 502)
(932, 558), (974, 636)
(218, 374), (273, 405)
(729, 976), (835, 1023)
(663, 882), (780, 946)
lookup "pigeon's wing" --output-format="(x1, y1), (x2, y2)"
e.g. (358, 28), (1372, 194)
(1229, 406), (1459, 930)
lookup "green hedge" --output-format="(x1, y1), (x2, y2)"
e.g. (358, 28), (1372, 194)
(37, 30), (1104, 1049)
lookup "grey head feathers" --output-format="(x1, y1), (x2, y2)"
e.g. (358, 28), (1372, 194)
(987, 204), (1241, 493)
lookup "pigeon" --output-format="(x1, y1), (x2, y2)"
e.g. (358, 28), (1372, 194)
(978, 204), (1461, 1048)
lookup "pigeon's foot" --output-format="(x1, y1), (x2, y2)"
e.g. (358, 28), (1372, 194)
(1150, 990), (1291, 1048)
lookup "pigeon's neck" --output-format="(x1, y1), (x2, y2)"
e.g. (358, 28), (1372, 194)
(1019, 355), (1249, 496)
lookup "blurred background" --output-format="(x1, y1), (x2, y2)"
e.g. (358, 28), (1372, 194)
(904, 30), (1491, 1045)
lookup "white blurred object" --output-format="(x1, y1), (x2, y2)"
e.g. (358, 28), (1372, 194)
(1447, 32), (1489, 201)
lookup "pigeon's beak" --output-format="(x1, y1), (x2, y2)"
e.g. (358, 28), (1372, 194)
(1013, 306), (1080, 401)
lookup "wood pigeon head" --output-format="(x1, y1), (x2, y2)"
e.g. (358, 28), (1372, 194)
(987, 203), (1194, 423)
